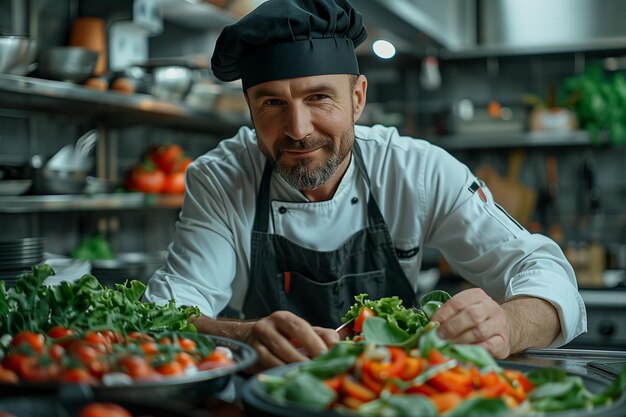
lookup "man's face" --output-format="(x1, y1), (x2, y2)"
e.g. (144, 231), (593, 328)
(246, 74), (365, 191)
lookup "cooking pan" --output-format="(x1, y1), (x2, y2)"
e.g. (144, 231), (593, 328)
(242, 361), (626, 417)
(0, 336), (256, 403)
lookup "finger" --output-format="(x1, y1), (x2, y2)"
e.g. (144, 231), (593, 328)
(257, 325), (310, 363)
(452, 315), (502, 345)
(437, 301), (490, 340)
(477, 334), (509, 359)
(431, 288), (484, 323)
(252, 314), (310, 363)
(249, 342), (285, 373)
(313, 326), (340, 349)
(270, 312), (328, 358)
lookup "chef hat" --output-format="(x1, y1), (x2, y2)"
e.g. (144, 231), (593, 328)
(211, 0), (367, 90)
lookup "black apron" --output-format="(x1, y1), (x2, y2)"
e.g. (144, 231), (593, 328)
(242, 141), (416, 328)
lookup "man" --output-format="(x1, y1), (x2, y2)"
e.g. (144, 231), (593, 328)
(145, 0), (586, 371)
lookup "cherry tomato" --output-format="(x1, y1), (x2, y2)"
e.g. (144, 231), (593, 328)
(20, 360), (61, 382)
(140, 341), (159, 355)
(118, 355), (155, 379)
(162, 172), (185, 194)
(126, 162), (166, 193)
(177, 337), (196, 351)
(48, 344), (65, 361)
(198, 349), (235, 371)
(47, 325), (76, 340)
(173, 156), (192, 173)
(128, 332), (154, 342)
(155, 360), (184, 376)
(11, 331), (46, 354)
(61, 367), (97, 384)
(0, 365), (18, 384)
(353, 306), (376, 333)
(78, 403), (133, 417)
(74, 344), (100, 364)
(175, 352), (198, 371)
(83, 331), (110, 352)
(149, 144), (183, 174)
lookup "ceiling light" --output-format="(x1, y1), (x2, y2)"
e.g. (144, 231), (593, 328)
(372, 39), (396, 59)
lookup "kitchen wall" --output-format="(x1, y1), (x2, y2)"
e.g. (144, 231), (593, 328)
(360, 51), (626, 272)
(2, 1), (625, 280)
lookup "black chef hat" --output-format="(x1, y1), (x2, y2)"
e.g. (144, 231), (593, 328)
(211, 0), (367, 90)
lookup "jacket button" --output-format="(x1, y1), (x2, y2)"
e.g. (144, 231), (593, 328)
(351, 197), (358, 204)
(278, 206), (287, 214)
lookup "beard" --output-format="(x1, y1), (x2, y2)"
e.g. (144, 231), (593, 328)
(259, 126), (355, 191)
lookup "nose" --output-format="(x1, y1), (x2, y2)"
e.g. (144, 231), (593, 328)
(284, 102), (314, 140)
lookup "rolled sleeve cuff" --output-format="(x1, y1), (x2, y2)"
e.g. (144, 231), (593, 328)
(506, 270), (587, 347)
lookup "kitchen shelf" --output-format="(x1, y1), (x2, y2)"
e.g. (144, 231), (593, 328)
(157, 0), (238, 30)
(0, 74), (249, 133)
(431, 130), (606, 150)
(0, 193), (184, 213)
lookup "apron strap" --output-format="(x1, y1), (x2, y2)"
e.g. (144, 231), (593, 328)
(253, 161), (273, 233)
(352, 140), (387, 227)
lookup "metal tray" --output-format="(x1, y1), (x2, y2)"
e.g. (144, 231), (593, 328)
(0, 335), (256, 402)
(242, 361), (626, 417)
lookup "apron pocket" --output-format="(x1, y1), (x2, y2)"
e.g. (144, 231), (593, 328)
(277, 270), (385, 328)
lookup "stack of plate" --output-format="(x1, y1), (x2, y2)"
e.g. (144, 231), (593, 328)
(0, 238), (45, 288)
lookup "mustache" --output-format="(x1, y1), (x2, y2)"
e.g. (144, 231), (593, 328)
(276, 136), (333, 152)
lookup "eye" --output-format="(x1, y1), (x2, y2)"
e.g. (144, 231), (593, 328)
(263, 98), (284, 106)
(309, 94), (330, 101)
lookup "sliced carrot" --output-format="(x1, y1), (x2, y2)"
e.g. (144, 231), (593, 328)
(400, 357), (423, 380)
(429, 370), (472, 396)
(427, 349), (447, 365)
(341, 375), (377, 402)
(360, 369), (384, 394)
(429, 391), (464, 413)
(407, 383), (439, 396)
(323, 375), (342, 392)
(342, 396), (365, 410)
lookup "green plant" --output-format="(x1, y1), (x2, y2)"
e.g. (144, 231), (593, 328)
(560, 63), (626, 146)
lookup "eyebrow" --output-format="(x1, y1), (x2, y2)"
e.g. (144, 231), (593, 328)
(251, 83), (340, 100)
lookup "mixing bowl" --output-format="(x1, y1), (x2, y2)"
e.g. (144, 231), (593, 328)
(0, 35), (37, 75)
(39, 46), (99, 83)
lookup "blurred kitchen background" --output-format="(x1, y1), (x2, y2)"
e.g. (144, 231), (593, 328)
(0, 0), (625, 349)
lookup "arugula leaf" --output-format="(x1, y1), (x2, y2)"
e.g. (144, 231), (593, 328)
(0, 264), (199, 337)
(449, 344), (500, 372)
(444, 397), (508, 417)
(266, 372), (337, 410)
(358, 394), (437, 417)
(362, 316), (409, 345)
(419, 290), (451, 308)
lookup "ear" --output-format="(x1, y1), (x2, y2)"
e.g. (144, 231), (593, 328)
(352, 75), (368, 122)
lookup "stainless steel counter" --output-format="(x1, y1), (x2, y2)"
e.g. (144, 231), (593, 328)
(508, 347), (626, 378)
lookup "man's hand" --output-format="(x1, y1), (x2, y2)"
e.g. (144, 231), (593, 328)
(244, 311), (339, 371)
(431, 288), (511, 358)
(430, 288), (561, 359)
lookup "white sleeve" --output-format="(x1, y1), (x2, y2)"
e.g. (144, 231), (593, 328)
(421, 145), (587, 346)
(144, 160), (237, 318)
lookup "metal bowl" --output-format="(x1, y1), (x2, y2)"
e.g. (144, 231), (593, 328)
(0, 335), (257, 402)
(39, 46), (99, 83)
(31, 167), (87, 195)
(151, 66), (194, 101)
(243, 361), (626, 417)
(0, 35), (37, 75)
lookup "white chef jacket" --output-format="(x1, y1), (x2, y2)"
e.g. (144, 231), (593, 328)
(144, 124), (586, 347)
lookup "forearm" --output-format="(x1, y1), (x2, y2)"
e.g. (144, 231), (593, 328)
(501, 296), (561, 354)
(191, 315), (255, 342)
